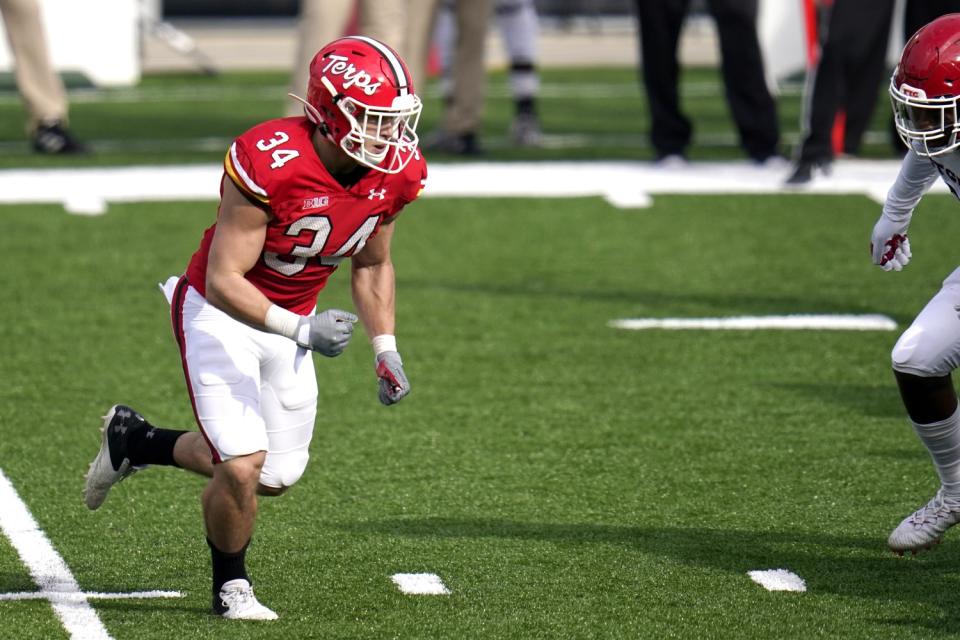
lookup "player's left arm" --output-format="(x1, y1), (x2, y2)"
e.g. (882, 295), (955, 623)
(871, 149), (939, 271)
(351, 217), (409, 405)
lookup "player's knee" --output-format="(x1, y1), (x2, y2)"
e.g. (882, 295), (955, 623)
(258, 451), (309, 493)
(892, 325), (947, 377)
(214, 453), (265, 497)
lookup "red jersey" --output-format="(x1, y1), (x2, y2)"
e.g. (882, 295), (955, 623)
(184, 117), (428, 315)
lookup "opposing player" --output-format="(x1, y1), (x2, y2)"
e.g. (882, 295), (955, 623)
(82, 36), (426, 619)
(872, 14), (960, 555)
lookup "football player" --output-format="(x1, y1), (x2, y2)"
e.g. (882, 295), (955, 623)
(872, 13), (960, 555)
(83, 36), (426, 620)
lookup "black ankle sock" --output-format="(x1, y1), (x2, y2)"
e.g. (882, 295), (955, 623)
(126, 424), (186, 467)
(208, 537), (250, 596)
(515, 97), (536, 116)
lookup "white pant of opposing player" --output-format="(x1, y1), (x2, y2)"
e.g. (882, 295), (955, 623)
(162, 276), (317, 489)
(892, 266), (960, 377)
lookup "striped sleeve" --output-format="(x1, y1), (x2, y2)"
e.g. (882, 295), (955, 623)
(224, 141), (270, 204)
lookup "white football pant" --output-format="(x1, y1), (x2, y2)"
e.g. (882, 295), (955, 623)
(893, 266), (960, 378)
(161, 276), (317, 489)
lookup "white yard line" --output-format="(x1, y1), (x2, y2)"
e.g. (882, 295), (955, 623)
(0, 469), (114, 639)
(609, 314), (898, 331)
(0, 590), (182, 601)
(0, 159), (938, 214)
(0, 469), (183, 639)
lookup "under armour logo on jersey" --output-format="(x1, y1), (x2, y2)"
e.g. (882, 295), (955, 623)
(322, 54), (382, 96)
(368, 188), (387, 200)
(302, 195), (330, 210)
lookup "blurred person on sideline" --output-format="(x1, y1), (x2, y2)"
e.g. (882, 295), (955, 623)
(785, 0), (897, 185)
(633, 0), (780, 165)
(421, 0), (495, 155)
(434, 0), (542, 148)
(870, 13), (960, 555)
(84, 36), (424, 620)
(285, 0), (404, 116)
(0, 0), (86, 153)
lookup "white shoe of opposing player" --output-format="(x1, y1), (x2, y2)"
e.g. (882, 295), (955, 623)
(215, 579), (278, 621)
(888, 488), (960, 554)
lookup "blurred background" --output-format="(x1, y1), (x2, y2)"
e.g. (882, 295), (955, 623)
(5, 5), (960, 638)
(0, 0), (915, 170)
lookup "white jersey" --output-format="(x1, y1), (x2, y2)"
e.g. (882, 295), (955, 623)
(884, 148), (960, 219)
(885, 147), (960, 378)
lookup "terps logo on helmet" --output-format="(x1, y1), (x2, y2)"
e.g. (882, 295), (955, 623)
(900, 83), (927, 99)
(321, 55), (382, 96)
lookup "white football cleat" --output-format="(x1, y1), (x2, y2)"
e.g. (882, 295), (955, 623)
(83, 405), (148, 510)
(888, 488), (960, 554)
(215, 579), (278, 621)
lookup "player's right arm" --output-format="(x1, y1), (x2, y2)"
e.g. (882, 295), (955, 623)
(205, 175), (275, 326)
(206, 176), (356, 356)
(871, 149), (939, 271)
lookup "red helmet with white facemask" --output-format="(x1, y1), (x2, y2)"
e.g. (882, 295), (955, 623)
(290, 36), (422, 174)
(890, 13), (960, 157)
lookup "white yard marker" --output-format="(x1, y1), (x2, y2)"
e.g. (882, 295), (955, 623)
(609, 314), (897, 331)
(0, 159), (945, 212)
(747, 569), (807, 592)
(0, 469), (182, 640)
(0, 590), (182, 601)
(391, 573), (451, 595)
(63, 195), (107, 216)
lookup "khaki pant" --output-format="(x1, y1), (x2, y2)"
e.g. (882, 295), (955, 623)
(0, 0), (68, 132)
(440, 0), (493, 135)
(401, 0), (493, 134)
(401, 0), (441, 92)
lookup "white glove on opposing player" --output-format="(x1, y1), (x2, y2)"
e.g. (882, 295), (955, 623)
(871, 215), (912, 271)
(375, 351), (410, 405)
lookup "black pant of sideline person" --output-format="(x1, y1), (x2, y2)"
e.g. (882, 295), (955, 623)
(787, 0), (896, 184)
(634, 0), (780, 164)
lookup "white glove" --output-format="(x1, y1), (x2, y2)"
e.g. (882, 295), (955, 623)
(265, 305), (357, 356)
(295, 309), (358, 356)
(871, 215), (912, 272)
(375, 351), (410, 405)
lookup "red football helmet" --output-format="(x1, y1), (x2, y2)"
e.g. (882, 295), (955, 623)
(290, 36), (422, 173)
(890, 13), (960, 156)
